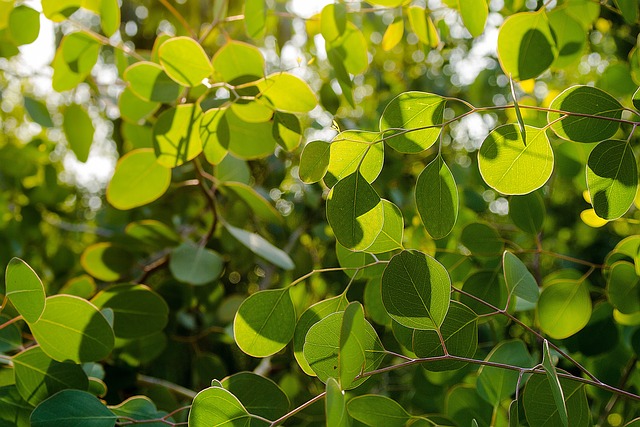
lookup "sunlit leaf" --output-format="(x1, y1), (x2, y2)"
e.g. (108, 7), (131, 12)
(5, 257), (46, 324)
(415, 155), (458, 239)
(153, 104), (203, 168)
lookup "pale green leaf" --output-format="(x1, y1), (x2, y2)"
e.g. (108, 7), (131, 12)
(169, 242), (224, 286)
(245, 0), (266, 39)
(325, 130), (384, 187)
(52, 32), (100, 92)
(257, 73), (317, 113)
(30, 295), (114, 363)
(478, 124), (553, 195)
(159, 36), (213, 87)
(587, 140), (637, 220)
(188, 386), (252, 426)
(224, 223), (294, 270)
(326, 378), (350, 427)
(106, 148), (171, 210)
(124, 62), (182, 103)
(63, 104), (94, 163)
(364, 200), (404, 253)
(379, 91), (445, 153)
(211, 41), (264, 84)
(5, 257), (46, 324)
(299, 140), (330, 183)
(153, 104), (203, 168)
(459, 0), (488, 37)
(233, 289), (296, 357)
(381, 17), (403, 51)
(321, 3), (346, 42)
(339, 302), (366, 389)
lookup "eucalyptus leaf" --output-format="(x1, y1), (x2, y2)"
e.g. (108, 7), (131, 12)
(415, 155), (458, 239)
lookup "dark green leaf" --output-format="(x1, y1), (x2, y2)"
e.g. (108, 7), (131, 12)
(415, 155), (458, 239)
(30, 390), (116, 427)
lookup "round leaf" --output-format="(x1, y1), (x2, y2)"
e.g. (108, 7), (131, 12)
(548, 9), (585, 69)
(211, 41), (264, 84)
(548, 85), (623, 143)
(303, 311), (384, 389)
(326, 171), (384, 251)
(413, 301), (478, 371)
(257, 73), (317, 113)
(13, 346), (89, 406)
(52, 32), (100, 92)
(381, 250), (451, 330)
(586, 140), (637, 220)
(159, 36), (213, 87)
(379, 91), (445, 153)
(118, 88), (159, 124)
(607, 261), (640, 314)
(234, 289), (296, 357)
(477, 340), (534, 406)
(189, 386), (252, 426)
(415, 155), (458, 239)
(478, 124), (554, 195)
(30, 295), (115, 363)
(509, 192), (545, 234)
(460, 222), (504, 257)
(124, 62), (182, 103)
(107, 149), (171, 210)
(153, 104), (203, 168)
(523, 376), (590, 427)
(537, 273), (592, 339)
(497, 11), (557, 80)
(169, 242), (224, 286)
(30, 390), (116, 427)
(5, 257), (46, 324)
(364, 199), (404, 253)
(325, 131), (384, 187)
(299, 140), (330, 183)
(460, 0), (488, 37)
(8, 6), (39, 45)
(91, 284), (169, 339)
(221, 372), (289, 420)
(347, 395), (411, 427)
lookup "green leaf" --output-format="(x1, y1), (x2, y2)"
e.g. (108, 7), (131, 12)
(382, 17), (403, 51)
(413, 301), (478, 371)
(542, 340), (568, 427)
(13, 346), (89, 406)
(234, 289), (296, 357)
(211, 41), (264, 84)
(224, 223), (295, 270)
(109, 396), (167, 424)
(5, 257), (46, 324)
(634, 87), (640, 111)
(299, 140), (330, 184)
(446, 385), (494, 427)
(169, 242), (224, 286)
(325, 131), (384, 187)
(478, 124), (553, 195)
(523, 376), (590, 427)
(106, 149), (171, 210)
(497, 11), (557, 80)
(460, 223), (504, 257)
(339, 302), (366, 388)
(364, 277), (391, 326)
(80, 242), (134, 282)
(0, 314), (22, 352)
(124, 219), (180, 250)
(52, 32), (100, 92)
(347, 395), (411, 427)
(509, 192), (545, 234)
(215, 154), (250, 183)
(199, 107), (228, 165)
(303, 311), (384, 389)
(221, 372), (289, 421)
(459, 0), (488, 37)
(607, 261), (640, 314)
(326, 377), (350, 427)
(407, 6), (438, 47)
(548, 9), (585, 69)
(153, 104), (203, 168)
(366, 0), (403, 5)
(548, 85), (623, 143)
(537, 271), (592, 339)
(90, 284), (169, 339)
(336, 242), (385, 279)
(221, 182), (281, 224)
(273, 112), (302, 151)
(42, 0), (81, 21)
(8, 6), (39, 45)
(615, 0), (639, 24)
(364, 200), (404, 253)
(0, 386), (31, 427)
(509, 400), (519, 427)
(99, 0), (120, 36)
(477, 340), (534, 406)
(379, 91), (445, 153)
(63, 104), (94, 163)
(327, 22), (368, 75)
(189, 386), (253, 426)
(586, 140), (637, 220)
(321, 3), (346, 42)
(293, 295), (349, 376)
(381, 250), (451, 330)
(245, 0), (266, 39)
(23, 97), (54, 128)
(257, 73), (317, 113)
(503, 251), (539, 304)
(564, 0), (600, 29)
(159, 37), (213, 87)
(30, 295), (114, 363)
(118, 88), (159, 124)
(326, 171), (384, 251)
(415, 155), (458, 239)
(458, 270), (505, 316)
(30, 390), (116, 427)
(215, 109), (278, 160)
(123, 62), (183, 103)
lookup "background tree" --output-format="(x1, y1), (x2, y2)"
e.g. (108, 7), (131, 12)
(1, 0), (640, 425)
